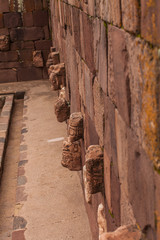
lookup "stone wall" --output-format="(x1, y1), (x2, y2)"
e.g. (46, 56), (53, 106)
(0, 0), (51, 83)
(50, 1), (160, 239)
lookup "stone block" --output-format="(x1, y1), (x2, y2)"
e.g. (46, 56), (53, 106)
(12, 230), (26, 240)
(23, 12), (33, 27)
(43, 25), (50, 39)
(84, 108), (99, 149)
(104, 96), (120, 227)
(0, 28), (9, 36)
(100, 225), (143, 240)
(23, 27), (44, 41)
(141, 0), (160, 46)
(81, 12), (95, 73)
(0, 51), (18, 62)
(93, 19), (108, 94)
(127, 129), (155, 234)
(35, 0), (43, 10)
(99, 0), (121, 27)
(19, 50), (33, 62)
(54, 97), (70, 122)
(0, 69), (17, 83)
(33, 10), (48, 27)
(68, 112), (83, 142)
(4, 12), (22, 28)
(33, 50), (43, 67)
(155, 172), (160, 239)
(11, 41), (34, 50)
(35, 40), (52, 50)
(121, 0), (140, 34)
(62, 140), (82, 171)
(0, 13), (3, 28)
(93, 77), (104, 146)
(115, 109), (136, 225)
(49, 63), (66, 90)
(72, 6), (81, 55)
(0, 0), (9, 12)
(0, 35), (9, 51)
(17, 67), (43, 81)
(10, 27), (44, 42)
(23, 0), (35, 12)
(108, 25), (131, 126)
(85, 145), (103, 194)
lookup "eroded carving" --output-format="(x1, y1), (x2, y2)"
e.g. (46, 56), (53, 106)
(85, 145), (103, 194)
(0, 35), (9, 51)
(49, 63), (66, 90)
(99, 225), (144, 240)
(55, 98), (70, 122)
(62, 140), (82, 171)
(33, 50), (43, 67)
(98, 203), (107, 237)
(68, 112), (83, 142)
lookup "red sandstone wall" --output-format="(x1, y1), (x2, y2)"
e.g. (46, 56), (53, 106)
(50, 1), (160, 240)
(0, 0), (51, 83)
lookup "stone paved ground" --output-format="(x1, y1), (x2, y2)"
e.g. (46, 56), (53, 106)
(0, 80), (91, 240)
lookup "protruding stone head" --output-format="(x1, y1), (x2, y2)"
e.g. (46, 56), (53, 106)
(62, 140), (82, 171)
(68, 112), (83, 142)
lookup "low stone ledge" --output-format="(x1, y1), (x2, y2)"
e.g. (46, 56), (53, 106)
(0, 94), (14, 180)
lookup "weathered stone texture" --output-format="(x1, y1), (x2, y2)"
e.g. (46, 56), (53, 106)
(85, 145), (103, 194)
(33, 50), (43, 67)
(62, 140), (82, 171)
(4, 12), (22, 28)
(121, 0), (140, 33)
(49, 63), (66, 90)
(141, 0), (160, 46)
(0, 35), (9, 51)
(68, 112), (83, 142)
(100, 225), (143, 240)
(54, 98), (70, 122)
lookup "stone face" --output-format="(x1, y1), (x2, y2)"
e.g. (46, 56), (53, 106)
(0, 35), (9, 51)
(99, 225), (143, 240)
(48, 52), (60, 64)
(23, 0), (35, 12)
(54, 98), (70, 122)
(85, 145), (104, 194)
(4, 12), (22, 28)
(33, 50), (44, 67)
(0, 13), (3, 28)
(68, 112), (83, 142)
(62, 140), (82, 171)
(49, 63), (66, 90)
(121, 0), (140, 33)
